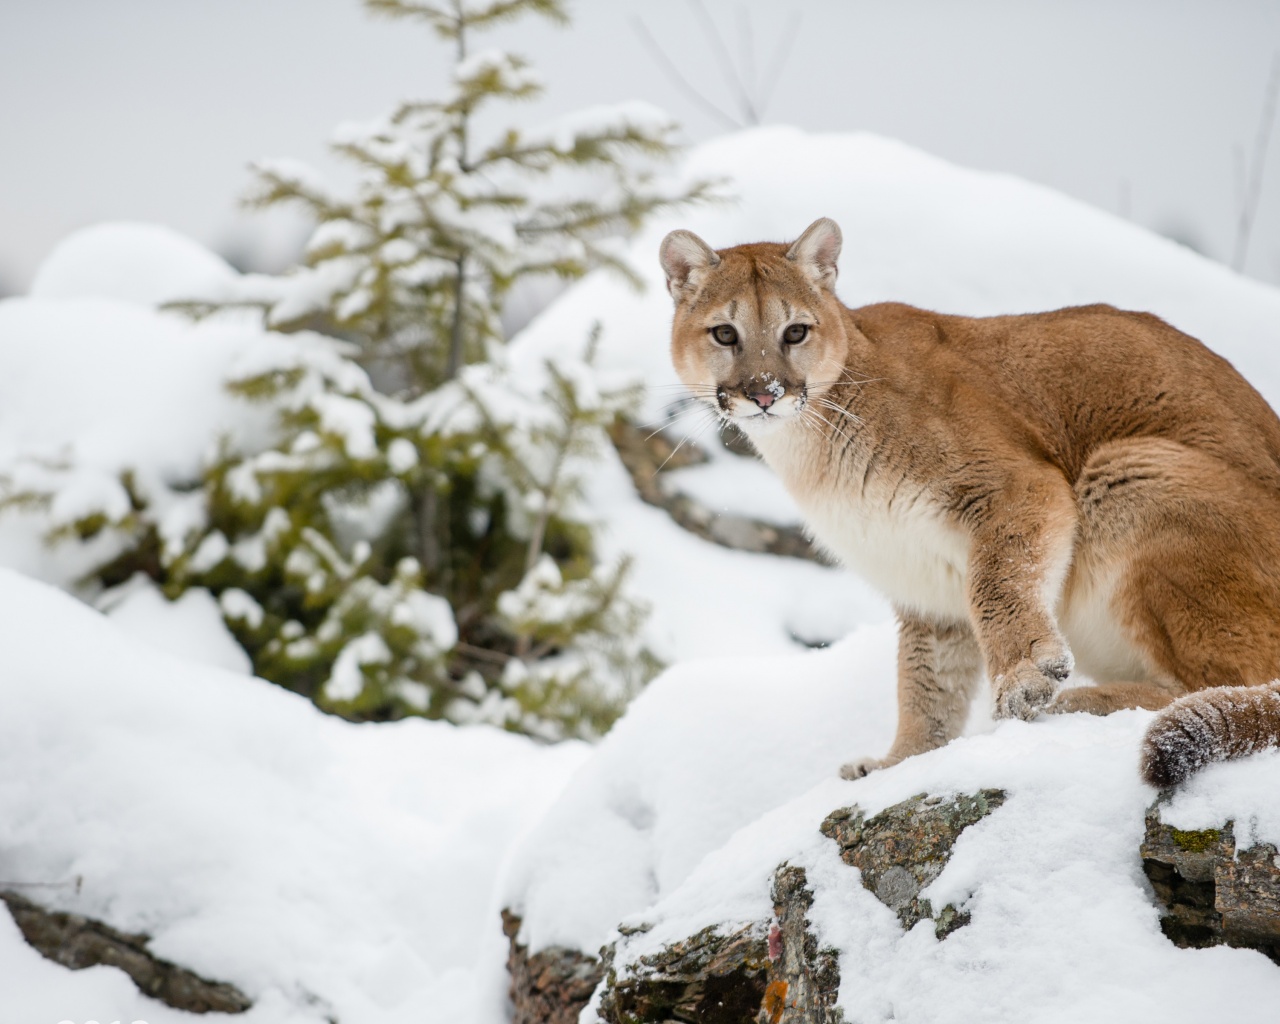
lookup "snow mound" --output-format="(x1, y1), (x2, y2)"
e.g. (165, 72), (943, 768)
(29, 221), (238, 306)
(0, 296), (269, 478)
(0, 291), (289, 588)
(0, 568), (587, 1022)
(99, 574), (253, 674)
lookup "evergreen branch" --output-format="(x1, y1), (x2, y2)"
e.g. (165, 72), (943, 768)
(163, 297), (273, 323)
(450, 0), (568, 33)
(474, 121), (680, 173)
(365, 0), (568, 38)
(243, 161), (343, 218)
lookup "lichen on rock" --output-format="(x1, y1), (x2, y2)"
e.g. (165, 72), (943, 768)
(764, 865), (843, 1023)
(1141, 802), (1280, 963)
(820, 789), (1007, 938)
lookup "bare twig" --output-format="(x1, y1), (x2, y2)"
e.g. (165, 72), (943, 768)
(758, 10), (803, 114)
(631, 16), (742, 130)
(1233, 52), (1280, 272)
(632, 4), (803, 131)
(739, 7), (758, 108)
(689, 0), (758, 124)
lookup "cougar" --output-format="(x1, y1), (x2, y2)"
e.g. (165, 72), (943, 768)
(660, 217), (1280, 787)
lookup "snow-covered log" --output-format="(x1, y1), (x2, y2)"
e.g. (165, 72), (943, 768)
(608, 418), (826, 564)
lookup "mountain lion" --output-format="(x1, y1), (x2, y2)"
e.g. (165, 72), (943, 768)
(660, 217), (1280, 787)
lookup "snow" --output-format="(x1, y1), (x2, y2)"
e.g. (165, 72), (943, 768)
(29, 221), (239, 307)
(6, 124), (1280, 1020)
(311, 391), (379, 460)
(220, 586), (265, 629)
(0, 294), (281, 591)
(99, 574), (253, 675)
(663, 444), (806, 526)
(524, 100), (676, 154)
(501, 624), (900, 954)
(1158, 749), (1280, 848)
(0, 296), (264, 484)
(326, 631), (393, 701)
(0, 568), (587, 1022)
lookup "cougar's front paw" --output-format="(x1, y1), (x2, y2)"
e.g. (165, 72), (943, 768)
(1031, 637), (1074, 683)
(840, 756), (894, 780)
(994, 659), (1062, 721)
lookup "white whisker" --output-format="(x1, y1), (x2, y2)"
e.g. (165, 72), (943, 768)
(804, 406), (855, 448)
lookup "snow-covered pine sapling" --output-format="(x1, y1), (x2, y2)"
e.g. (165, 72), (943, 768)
(4, 0), (701, 739)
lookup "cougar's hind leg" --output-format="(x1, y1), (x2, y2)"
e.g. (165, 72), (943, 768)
(1049, 679), (1183, 715)
(1062, 439), (1280, 784)
(841, 615), (982, 779)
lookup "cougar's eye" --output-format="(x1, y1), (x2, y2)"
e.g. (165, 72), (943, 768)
(784, 323), (809, 344)
(711, 324), (739, 346)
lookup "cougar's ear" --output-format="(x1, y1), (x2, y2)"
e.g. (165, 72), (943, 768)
(660, 229), (720, 302)
(786, 217), (842, 291)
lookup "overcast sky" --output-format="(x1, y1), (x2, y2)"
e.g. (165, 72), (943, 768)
(2, 0), (1279, 294)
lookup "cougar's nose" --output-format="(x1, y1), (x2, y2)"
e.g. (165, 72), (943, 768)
(751, 392), (776, 409)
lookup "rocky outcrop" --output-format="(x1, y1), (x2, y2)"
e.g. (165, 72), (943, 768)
(507, 790), (1006, 1023)
(594, 865), (840, 1024)
(596, 920), (770, 1024)
(1, 888), (252, 1013)
(1141, 803), (1280, 963)
(503, 909), (606, 1024)
(507, 788), (1280, 1023)
(820, 789), (1007, 939)
(609, 418), (827, 564)
(762, 866), (843, 1024)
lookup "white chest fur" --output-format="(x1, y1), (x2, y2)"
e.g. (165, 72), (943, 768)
(749, 425), (971, 622)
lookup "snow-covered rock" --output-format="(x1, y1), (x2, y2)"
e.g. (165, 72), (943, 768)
(499, 632), (1280, 1024)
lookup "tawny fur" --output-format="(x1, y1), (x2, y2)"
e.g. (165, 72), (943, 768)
(660, 218), (1280, 787)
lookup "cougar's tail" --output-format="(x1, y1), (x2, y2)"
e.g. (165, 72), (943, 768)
(1140, 681), (1280, 787)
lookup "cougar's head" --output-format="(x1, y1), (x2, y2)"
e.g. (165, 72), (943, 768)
(660, 217), (850, 434)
